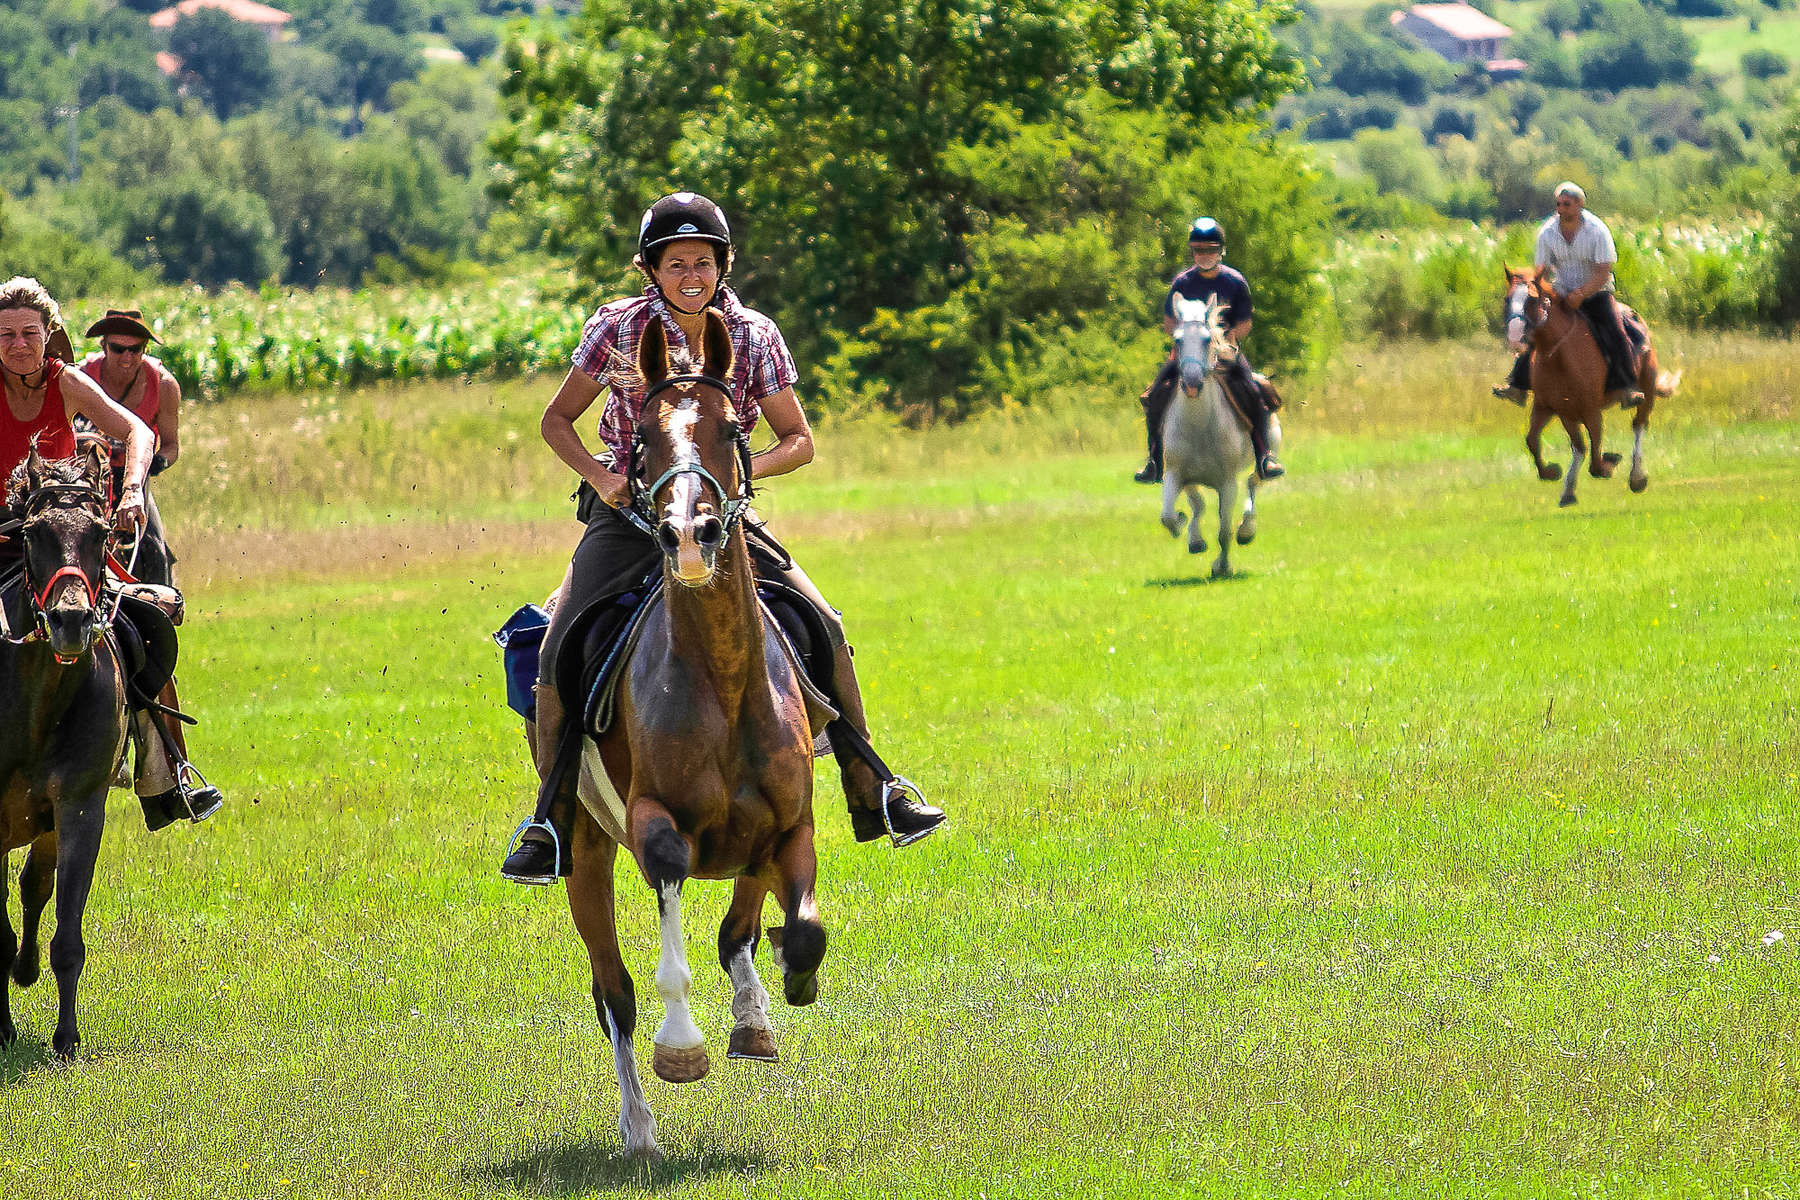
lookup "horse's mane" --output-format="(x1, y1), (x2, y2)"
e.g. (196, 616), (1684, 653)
(6, 454), (92, 510)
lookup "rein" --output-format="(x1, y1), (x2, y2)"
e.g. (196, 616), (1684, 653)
(628, 373), (756, 537)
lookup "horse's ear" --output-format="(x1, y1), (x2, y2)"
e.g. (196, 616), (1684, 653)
(639, 317), (670, 385)
(701, 310), (733, 381)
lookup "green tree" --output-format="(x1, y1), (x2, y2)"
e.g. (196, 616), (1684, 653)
(320, 20), (421, 129)
(118, 176), (276, 285)
(491, 0), (1309, 408)
(168, 9), (275, 119)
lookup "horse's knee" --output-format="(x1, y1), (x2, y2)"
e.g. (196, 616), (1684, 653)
(781, 918), (826, 979)
(640, 819), (689, 892)
(48, 932), (85, 981)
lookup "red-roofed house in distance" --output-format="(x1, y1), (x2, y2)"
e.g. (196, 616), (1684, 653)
(149, 0), (292, 43)
(1390, 3), (1518, 72)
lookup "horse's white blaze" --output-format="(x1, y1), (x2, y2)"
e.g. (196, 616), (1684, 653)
(652, 882), (704, 1051)
(726, 945), (772, 1034)
(605, 1007), (659, 1156)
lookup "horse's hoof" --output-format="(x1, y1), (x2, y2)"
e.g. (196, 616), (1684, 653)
(1160, 514), (1184, 538)
(1211, 563), (1232, 580)
(0, 1021), (15, 1049)
(1591, 463), (1615, 479)
(1629, 473), (1648, 493)
(1558, 494), (1578, 508)
(652, 1042), (709, 1084)
(52, 1030), (79, 1060)
(1235, 525), (1256, 546)
(1539, 464), (1562, 482)
(783, 969), (818, 1008)
(1188, 539), (1207, 556)
(727, 1026), (778, 1062)
(1602, 452), (1623, 466)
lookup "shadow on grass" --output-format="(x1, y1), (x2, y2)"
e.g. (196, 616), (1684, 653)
(480, 1135), (776, 1195)
(1145, 571), (1254, 589)
(1, 1032), (58, 1085)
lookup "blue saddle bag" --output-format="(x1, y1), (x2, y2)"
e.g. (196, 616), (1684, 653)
(492, 604), (550, 721)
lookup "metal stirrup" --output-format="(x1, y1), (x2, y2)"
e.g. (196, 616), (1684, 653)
(879, 776), (934, 848)
(503, 817), (563, 885)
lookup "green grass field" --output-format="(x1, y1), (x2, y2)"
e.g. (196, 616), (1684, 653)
(2, 335), (1797, 1198)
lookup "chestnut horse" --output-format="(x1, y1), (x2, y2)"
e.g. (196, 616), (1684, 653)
(1502, 266), (1679, 507)
(563, 311), (822, 1159)
(0, 451), (129, 1057)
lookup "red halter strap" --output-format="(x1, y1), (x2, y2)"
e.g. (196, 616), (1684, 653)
(35, 563), (100, 610)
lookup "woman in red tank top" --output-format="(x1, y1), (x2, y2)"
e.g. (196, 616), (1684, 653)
(0, 277), (153, 517)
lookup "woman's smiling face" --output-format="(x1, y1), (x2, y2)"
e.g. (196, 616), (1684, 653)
(652, 239), (722, 312)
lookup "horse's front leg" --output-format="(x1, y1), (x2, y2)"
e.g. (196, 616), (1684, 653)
(719, 876), (776, 1062)
(1236, 475), (1259, 546)
(0, 847), (13, 1048)
(631, 802), (707, 1084)
(1159, 470), (1185, 539)
(13, 832), (56, 989)
(1184, 486), (1209, 556)
(1526, 405), (1560, 481)
(765, 824), (826, 1008)
(49, 795), (105, 1059)
(567, 813), (657, 1158)
(1558, 416), (1585, 508)
(1628, 421), (1649, 493)
(1211, 478), (1237, 579)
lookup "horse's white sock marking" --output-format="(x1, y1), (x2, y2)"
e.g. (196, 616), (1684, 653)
(1631, 425), (1646, 471)
(605, 1007), (658, 1155)
(726, 946), (772, 1034)
(653, 882), (704, 1050)
(1563, 446), (1582, 501)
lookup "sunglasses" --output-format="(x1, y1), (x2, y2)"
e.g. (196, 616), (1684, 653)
(103, 341), (146, 356)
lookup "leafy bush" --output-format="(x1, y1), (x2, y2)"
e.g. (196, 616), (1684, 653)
(1742, 48), (1791, 80)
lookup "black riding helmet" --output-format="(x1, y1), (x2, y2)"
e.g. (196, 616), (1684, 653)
(638, 191), (733, 268)
(1188, 217), (1226, 249)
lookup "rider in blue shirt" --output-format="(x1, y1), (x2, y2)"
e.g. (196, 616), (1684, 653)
(1135, 218), (1284, 483)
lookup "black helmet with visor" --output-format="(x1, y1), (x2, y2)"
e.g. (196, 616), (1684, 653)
(638, 192), (733, 267)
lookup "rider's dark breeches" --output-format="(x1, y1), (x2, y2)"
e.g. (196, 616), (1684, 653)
(1508, 350), (1531, 391)
(1580, 292), (1638, 391)
(1141, 353), (1271, 466)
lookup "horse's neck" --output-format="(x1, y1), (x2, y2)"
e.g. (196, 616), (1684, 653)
(1177, 376), (1234, 434)
(661, 534), (765, 700)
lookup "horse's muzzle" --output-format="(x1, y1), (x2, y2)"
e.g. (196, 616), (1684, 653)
(658, 511), (723, 588)
(44, 606), (99, 664)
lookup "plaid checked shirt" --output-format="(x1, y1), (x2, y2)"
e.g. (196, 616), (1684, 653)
(572, 285), (799, 465)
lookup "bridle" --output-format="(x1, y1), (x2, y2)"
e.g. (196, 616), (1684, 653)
(1, 475), (116, 652)
(626, 373), (755, 538)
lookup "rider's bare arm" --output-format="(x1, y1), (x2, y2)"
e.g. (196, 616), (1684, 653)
(156, 363), (181, 466)
(61, 368), (152, 525)
(750, 386), (815, 481)
(541, 367), (629, 507)
(1567, 263), (1612, 305)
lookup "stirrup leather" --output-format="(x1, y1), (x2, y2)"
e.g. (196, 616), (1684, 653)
(502, 818), (563, 885)
(879, 776), (935, 847)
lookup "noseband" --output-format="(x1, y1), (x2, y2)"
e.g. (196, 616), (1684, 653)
(627, 374), (755, 538)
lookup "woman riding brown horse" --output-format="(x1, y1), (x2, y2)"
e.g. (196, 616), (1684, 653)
(1502, 266), (1679, 507)
(565, 312), (824, 1159)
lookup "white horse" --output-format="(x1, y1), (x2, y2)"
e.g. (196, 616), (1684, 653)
(1159, 296), (1280, 578)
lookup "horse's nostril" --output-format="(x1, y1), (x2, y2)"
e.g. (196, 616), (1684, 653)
(657, 523), (682, 554)
(695, 516), (722, 547)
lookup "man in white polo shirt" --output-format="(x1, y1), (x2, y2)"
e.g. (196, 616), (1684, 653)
(1494, 182), (1644, 409)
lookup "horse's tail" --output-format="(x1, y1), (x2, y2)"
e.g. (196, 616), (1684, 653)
(1654, 369), (1681, 398)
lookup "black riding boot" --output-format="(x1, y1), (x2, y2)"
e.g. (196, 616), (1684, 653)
(1494, 351), (1531, 405)
(1226, 359), (1283, 479)
(500, 684), (576, 885)
(1135, 362), (1177, 483)
(1579, 292), (1643, 407)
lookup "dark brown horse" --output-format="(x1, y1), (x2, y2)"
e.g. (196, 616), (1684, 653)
(1502, 266), (1680, 507)
(562, 311), (822, 1159)
(0, 451), (128, 1057)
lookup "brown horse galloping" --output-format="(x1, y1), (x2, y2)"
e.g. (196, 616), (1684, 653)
(0, 452), (128, 1058)
(560, 311), (823, 1159)
(1502, 266), (1680, 507)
